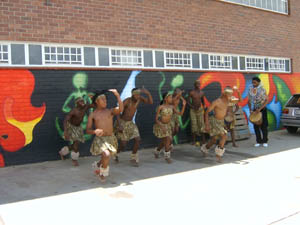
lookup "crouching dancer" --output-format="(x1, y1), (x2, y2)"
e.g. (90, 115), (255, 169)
(59, 97), (93, 166)
(201, 86), (239, 163)
(86, 89), (123, 182)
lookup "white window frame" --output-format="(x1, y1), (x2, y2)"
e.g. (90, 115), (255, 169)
(0, 43), (10, 65)
(219, 0), (289, 15)
(0, 41), (292, 73)
(110, 48), (143, 68)
(43, 44), (83, 66)
(268, 58), (287, 72)
(164, 51), (192, 68)
(245, 56), (265, 71)
(209, 54), (232, 70)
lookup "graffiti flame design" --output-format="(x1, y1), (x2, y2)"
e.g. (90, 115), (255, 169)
(0, 70), (46, 167)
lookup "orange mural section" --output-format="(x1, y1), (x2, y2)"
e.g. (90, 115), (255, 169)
(198, 72), (247, 106)
(0, 70), (46, 167)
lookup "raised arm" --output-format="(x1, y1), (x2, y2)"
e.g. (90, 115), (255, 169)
(140, 88), (153, 104)
(173, 97), (186, 116)
(109, 89), (124, 115)
(173, 90), (183, 102)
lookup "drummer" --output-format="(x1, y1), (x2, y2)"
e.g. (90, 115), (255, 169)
(247, 77), (269, 147)
(225, 86), (242, 147)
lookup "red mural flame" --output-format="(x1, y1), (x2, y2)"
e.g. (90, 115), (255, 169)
(0, 70), (46, 167)
(198, 72), (247, 106)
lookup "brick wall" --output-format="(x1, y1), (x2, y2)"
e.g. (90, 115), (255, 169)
(0, 0), (300, 71)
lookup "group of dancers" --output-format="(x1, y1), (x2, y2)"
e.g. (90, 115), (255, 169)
(59, 79), (242, 182)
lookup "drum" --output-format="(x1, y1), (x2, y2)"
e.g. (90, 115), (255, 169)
(224, 114), (234, 123)
(249, 112), (262, 126)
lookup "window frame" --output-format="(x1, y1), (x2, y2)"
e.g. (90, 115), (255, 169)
(245, 56), (265, 72)
(209, 54), (233, 70)
(0, 43), (10, 65)
(218, 0), (289, 15)
(109, 47), (144, 68)
(42, 44), (84, 66)
(164, 51), (192, 69)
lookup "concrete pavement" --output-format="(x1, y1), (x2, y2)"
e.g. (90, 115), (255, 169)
(0, 130), (300, 225)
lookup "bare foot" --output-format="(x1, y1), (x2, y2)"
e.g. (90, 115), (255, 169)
(165, 158), (172, 164)
(72, 160), (79, 166)
(130, 159), (139, 167)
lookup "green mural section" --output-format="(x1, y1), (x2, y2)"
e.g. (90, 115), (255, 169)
(55, 72), (93, 142)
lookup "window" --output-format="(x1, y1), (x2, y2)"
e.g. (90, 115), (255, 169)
(0, 44), (9, 64)
(246, 57), (265, 70)
(209, 54), (232, 69)
(44, 46), (82, 64)
(111, 49), (142, 66)
(165, 52), (191, 68)
(269, 58), (286, 72)
(220, 0), (288, 14)
(286, 94), (300, 107)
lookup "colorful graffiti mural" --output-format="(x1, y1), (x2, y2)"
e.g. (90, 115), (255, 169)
(0, 69), (299, 167)
(198, 72), (300, 132)
(0, 70), (46, 167)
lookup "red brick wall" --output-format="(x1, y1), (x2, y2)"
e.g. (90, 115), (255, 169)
(1, 0), (299, 71)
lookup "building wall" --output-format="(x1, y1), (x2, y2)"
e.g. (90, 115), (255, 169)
(1, 0), (300, 71)
(0, 69), (300, 167)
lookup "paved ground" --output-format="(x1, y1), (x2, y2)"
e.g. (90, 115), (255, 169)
(0, 130), (300, 225)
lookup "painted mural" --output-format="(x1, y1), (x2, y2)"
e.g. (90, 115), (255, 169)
(0, 70), (46, 167)
(0, 69), (299, 167)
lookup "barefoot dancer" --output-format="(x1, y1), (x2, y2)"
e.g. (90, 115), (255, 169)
(201, 87), (239, 163)
(59, 97), (93, 166)
(187, 80), (206, 146)
(153, 92), (186, 163)
(224, 86), (242, 147)
(86, 89), (123, 182)
(114, 87), (153, 166)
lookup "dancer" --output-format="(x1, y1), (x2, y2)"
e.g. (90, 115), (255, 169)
(153, 92), (186, 163)
(201, 87), (239, 163)
(86, 89), (123, 182)
(114, 87), (153, 166)
(187, 80), (206, 146)
(59, 97), (93, 166)
(224, 86), (242, 147)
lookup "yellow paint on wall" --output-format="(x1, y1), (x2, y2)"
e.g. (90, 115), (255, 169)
(259, 74), (270, 95)
(6, 116), (43, 145)
(4, 97), (45, 146)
